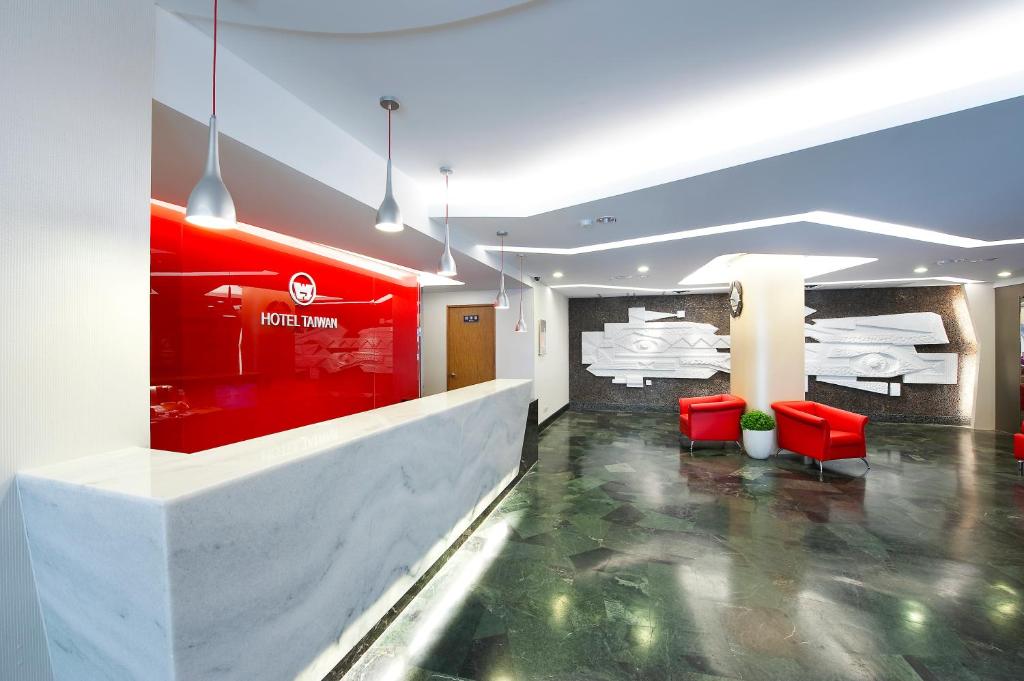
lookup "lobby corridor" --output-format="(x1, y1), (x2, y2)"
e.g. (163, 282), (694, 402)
(343, 412), (1024, 681)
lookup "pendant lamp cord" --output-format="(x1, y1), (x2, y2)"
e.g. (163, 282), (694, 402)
(445, 172), (449, 226)
(212, 0), (218, 116)
(500, 234), (505, 272)
(519, 255), (525, 315)
(387, 108), (392, 160)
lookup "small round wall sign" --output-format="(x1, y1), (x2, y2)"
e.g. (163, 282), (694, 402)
(288, 272), (317, 306)
(729, 280), (743, 318)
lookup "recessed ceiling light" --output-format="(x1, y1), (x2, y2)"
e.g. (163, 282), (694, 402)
(998, 271), (1012, 278)
(637, 265), (650, 273)
(552, 271), (564, 278)
(579, 218), (594, 228)
(595, 216), (617, 224)
(914, 266), (928, 273)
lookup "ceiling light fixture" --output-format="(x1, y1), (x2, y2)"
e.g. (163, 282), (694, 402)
(437, 167), (457, 277)
(375, 97), (403, 232)
(185, 0), (236, 229)
(514, 254), (528, 333)
(552, 271), (564, 279)
(478, 210), (1024, 255)
(494, 230), (510, 309)
(998, 271), (1012, 278)
(637, 265), (650, 273)
(914, 266), (929, 273)
(153, 199), (462, 287)
(596, 216), (617, 224)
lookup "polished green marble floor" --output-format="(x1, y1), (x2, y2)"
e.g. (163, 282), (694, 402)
(342, 411), (1024, 681)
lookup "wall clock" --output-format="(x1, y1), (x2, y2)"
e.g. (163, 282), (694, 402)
(729, 281), (743, 318)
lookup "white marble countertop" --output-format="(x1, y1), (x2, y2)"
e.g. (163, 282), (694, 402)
(20, 379), (532, 501)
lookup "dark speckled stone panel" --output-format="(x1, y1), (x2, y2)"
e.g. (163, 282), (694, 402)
(569, 294), (730, 413)
(805, 286), (971, 425)
(569, 287), (973, 424)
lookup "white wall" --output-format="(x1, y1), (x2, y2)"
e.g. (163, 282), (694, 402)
(0, 2), (153, 679)
(421, 288), (535, 397)
(420, 282), (570, 422)
(532, 285), (570, 422)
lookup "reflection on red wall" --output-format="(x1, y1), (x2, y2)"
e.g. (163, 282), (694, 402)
(150, 202), (420, 453)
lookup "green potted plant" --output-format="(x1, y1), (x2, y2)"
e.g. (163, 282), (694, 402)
(740, 410), (776, 460)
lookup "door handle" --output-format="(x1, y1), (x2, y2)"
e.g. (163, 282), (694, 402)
(449, 372), (456, 377)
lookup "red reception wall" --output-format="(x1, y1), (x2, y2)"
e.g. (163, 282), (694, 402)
(150, 202), (420, 453)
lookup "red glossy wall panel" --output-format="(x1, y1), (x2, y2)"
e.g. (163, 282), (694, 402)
(150, 202), (420, 453)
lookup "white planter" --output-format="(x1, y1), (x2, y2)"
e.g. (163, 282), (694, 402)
(743, 429), (776, 460)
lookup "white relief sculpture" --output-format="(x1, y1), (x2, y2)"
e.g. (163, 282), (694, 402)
(804, 308), (957, 396)
(583, 307), (730, 388)
(583, 306), (957, 395)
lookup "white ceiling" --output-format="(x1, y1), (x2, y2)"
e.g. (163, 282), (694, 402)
(456, 97), (1024, 292)
(153, 0), (1024, 295)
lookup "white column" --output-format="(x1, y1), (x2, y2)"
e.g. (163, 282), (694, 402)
(728, 255), (806, 412)
(0, 2), (153, 679)
(964, 283), (996, 430)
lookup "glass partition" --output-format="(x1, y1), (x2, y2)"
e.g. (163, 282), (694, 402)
(150, 202), (420, 453)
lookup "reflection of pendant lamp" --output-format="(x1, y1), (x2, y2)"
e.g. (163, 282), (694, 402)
(494, 231), (510, 309)
(514, 254), (528, 333)
(375, 97), (403, 232)
(186, 0), (236, 229)
(437, 167), (457, 277)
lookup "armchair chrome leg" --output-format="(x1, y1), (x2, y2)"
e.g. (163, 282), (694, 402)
(1019, 460), (1023, 477)
(817, 459), (824, 481)
(863, 457), (870, 470)
(690, 440), (695, 457)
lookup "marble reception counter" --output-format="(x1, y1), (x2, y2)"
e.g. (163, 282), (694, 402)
(18, 379), (532, 681)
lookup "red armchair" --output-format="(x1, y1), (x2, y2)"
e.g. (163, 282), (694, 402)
(679, 394), (745, 455)
(772, 401), (869, 480)
(1014, 422), (1024, 476)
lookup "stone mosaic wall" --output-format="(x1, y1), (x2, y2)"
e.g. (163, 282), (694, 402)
(569, 287), (973, 424)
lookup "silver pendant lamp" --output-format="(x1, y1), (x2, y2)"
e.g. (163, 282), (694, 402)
(186, 0), (236, 229)
(514, 254), (528, 333)
(437, 167), (457, 277)
(374, 97), (403, 232)
(494, 230), (510, 309)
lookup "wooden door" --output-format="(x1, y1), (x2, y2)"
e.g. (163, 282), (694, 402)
(447, 304), (496, 390)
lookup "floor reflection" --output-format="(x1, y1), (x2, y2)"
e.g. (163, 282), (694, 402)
(341, 412), (1024, 681)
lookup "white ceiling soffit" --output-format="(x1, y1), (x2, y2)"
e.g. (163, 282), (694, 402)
(163, 0), (537, 34)
(158, 0), (1024, 217)
(478, 212), (1024, 255)
(679, 254), (878, 286)
(451, 95), (1024, 295)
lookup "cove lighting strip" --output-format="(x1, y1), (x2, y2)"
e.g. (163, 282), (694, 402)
(679, 253), (876, 285)
(549, 284), (728, 293)
(810, 276), (982, 286)
(478, 210), (1024, 255)
(551, 275), (980, 293)
(152, 199), (462, 287)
